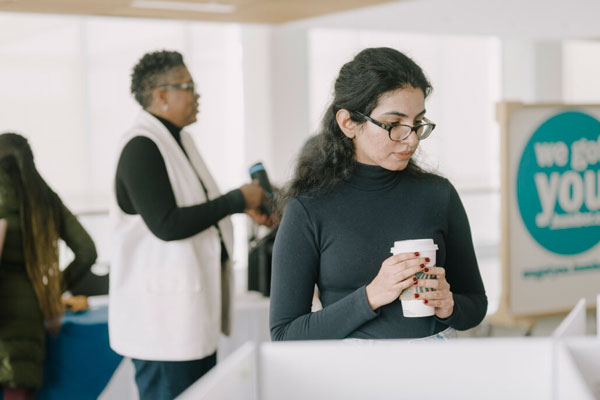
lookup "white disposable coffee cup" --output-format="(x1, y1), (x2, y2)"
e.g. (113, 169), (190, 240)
(390, 239), (438, 318)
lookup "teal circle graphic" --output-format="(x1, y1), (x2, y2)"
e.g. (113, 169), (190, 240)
(517, 111), (600, 255)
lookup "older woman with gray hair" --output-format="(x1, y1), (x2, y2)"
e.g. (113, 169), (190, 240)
(109, 50), (271, 399)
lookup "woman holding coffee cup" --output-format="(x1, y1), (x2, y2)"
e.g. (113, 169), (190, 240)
(270, 47), (487, 341)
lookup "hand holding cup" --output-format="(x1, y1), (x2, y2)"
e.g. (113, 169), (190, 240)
(391, 239), (440, 318)
(414, 265), (454, 319)
(365, 252), (430, 311)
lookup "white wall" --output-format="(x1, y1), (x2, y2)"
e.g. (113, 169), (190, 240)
(2, 10), (600, 302)
(0, 13), (251, 276)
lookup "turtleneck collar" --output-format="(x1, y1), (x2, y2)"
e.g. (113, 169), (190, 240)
(349, 162), (402, 191)
(151, 113), (188, 157)
(152, 113), (183, 143)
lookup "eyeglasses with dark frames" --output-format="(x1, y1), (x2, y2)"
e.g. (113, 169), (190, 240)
(354, 111), (436, 141)
(158, 81), (197, 94)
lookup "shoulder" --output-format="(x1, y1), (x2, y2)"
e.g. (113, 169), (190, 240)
(281, 196), (321, 226)
(284, 196), (310, 216)
(419, 173), (462, 209)
(425, 173), (456, 199)
(122, 136), (160, 155)
(118, 136), (163, 166)
(404, 169), (452, 192)
(402, 171), (461, 211)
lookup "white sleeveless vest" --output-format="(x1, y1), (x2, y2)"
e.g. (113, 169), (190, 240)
(108, 111), (233, 361)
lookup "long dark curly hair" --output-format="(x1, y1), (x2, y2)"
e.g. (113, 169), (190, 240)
(0, 133), (64, 329)
(277, 47), (433, 209)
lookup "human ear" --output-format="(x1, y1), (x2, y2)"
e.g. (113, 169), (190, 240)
(150, 88), (168, 110)
(336, 109), (359, 139)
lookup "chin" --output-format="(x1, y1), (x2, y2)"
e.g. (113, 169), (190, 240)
(382, 159), (410, 171)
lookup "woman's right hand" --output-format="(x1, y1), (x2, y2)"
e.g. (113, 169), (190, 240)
(240, 182), (265, 210)
(365, 252), (429, 311)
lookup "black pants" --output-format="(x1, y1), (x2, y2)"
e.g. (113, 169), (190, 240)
(132, 352), (217, 400)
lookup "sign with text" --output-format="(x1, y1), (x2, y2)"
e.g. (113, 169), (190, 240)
(502, 103), (600, 316)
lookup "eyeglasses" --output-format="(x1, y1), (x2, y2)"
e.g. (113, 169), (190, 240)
(354, 111), (436, 141)
(158, 81), (197, 94)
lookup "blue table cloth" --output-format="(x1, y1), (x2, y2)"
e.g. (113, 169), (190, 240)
(36, 305), (123, 400)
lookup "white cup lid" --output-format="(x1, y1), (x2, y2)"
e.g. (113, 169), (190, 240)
(391, 238), (438, 254)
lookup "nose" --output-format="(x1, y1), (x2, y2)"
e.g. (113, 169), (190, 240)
(404, 130), (419, 146)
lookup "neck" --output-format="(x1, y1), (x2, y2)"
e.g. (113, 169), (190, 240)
(349, 162), (402, 191)
(145, 106), (183, 129)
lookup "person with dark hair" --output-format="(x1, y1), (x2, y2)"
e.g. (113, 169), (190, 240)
(0, 133), (97, 400)
(109, 50), (271, 399)
(270, 47), (487, 341)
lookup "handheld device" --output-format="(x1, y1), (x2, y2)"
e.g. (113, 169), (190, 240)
(249, 162), (273, 215)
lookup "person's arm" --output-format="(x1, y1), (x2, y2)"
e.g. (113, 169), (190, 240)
(0, 218), (6, 260)
(58, 199), (98, 292)
(116, 137), (246, 241)
(435, 181), (488, 330)
(269, 198), (379, 341)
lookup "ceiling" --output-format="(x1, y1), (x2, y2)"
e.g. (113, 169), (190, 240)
(0, 0), (399, 24)
(289, 0), (600, 40)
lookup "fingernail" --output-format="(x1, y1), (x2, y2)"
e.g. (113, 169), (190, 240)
(414, 293), (420, 299)
(424, 267), (429, 272)
(413, 277), (418, 283)
(414, 252), (420, 256)
(425, 257), (430, 262)
(420, 263), (425, 269)
(424, 300), (428, 304)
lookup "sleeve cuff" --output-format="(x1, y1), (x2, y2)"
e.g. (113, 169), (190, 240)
(356, 285), (380, 319)
(435, 300), (461, 326)
(224, 189), (246, 214)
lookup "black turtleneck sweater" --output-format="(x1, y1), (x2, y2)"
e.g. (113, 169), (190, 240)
(270, 163), (488, 340)
(115, 115), (246, 241)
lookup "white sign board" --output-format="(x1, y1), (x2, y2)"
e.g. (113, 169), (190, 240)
(501, 103), (600, 316)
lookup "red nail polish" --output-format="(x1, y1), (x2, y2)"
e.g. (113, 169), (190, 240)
(420, 263), (425, 268)
(425, 257), (430, 262)
(424, 267), (429, 272)
(424, 300), (428, 304)
(414, 293), (419, 298)
(413, 277), (418, 283)
(414, 252), (420, 256)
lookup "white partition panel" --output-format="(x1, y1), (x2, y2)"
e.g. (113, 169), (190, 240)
(178, 342), (258, 400)
(259, 339), (553, 400)
(556, 338), (600, 400)
(553, 298), (587, 338)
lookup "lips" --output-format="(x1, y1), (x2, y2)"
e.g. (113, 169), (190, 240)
(393, 152), (413, 159)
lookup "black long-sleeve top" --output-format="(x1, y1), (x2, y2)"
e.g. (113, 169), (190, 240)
(270, 163), (488, 341)
(115, 115), (246, 241)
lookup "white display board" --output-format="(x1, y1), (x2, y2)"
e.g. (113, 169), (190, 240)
(178, 342), (258, 400)
(498, 103), (600, 317)
(556, 338), (600, 400)
(260, 339), (553, 400)
(182, 339), (555, 400)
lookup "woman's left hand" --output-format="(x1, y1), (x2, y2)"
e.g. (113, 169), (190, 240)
(415, 266), (454, 319)
(62, 295), (89, 312)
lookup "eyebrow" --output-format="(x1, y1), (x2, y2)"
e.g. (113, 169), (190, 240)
(382, 109), (427, 118)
